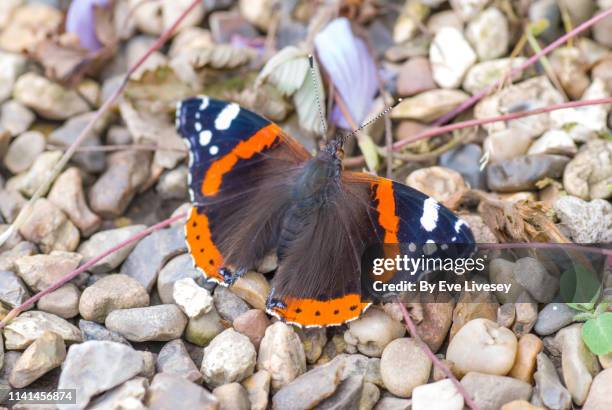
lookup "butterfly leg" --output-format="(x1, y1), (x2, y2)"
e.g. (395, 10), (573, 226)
(219, 266), (248, 285)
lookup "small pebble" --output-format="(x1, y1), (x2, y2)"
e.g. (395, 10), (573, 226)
(344, 307), (405, 357)
(157, 339), (203, 383)
(201, 328), (257, 387)
(57, 341), (144, 409)
(380, 338), (432, 398)
(37, 283), (80, 319)
(233, 309), (270, 350)
(466, 7), (509, 61)
(258, 321), (307, 391)
(430, 27), (476, 88)
(556, 324), (600, 406)
(105, 304), (188, 342)
(79, 274), (150, 323)
(146, 372), (218, 409)
(3, 131), (44, 174)
(9, 331), (65, 388)
(461, 372), (532, 410)
(173, 277), (213, 318)
(412, 379), (463, 410)
(508, 334), (543, 383)
(447, 318), (518, 377)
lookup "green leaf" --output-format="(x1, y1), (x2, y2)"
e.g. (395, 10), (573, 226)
(292, 62), (326, 136)
(257, 46), (309, 97)
(356, 134), (379, 172)
(582, 312), (612, 355)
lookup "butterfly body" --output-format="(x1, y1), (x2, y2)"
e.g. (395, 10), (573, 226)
(177, 96), (474, 327)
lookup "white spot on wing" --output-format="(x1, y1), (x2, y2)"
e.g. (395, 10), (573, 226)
(209, 145), (219, 155)
(420, 198), (439, 232)
(455, 219), (466, 233)
(199, 130), (212, 146)
(195, 122), (202, 132)
(199, 97), (209, 110)
(215, 103), (240, 130)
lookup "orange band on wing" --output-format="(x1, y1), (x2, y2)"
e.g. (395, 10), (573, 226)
(270, 294), (369, 327)
(202, 124), (281, 196)
(186, 207), (224, 282)
(373, 179), (399, 243)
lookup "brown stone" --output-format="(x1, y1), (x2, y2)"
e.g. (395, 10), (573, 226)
(509, 334), (543, 384)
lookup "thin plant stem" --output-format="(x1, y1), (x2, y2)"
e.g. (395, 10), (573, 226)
(396, 301), (481, 410)
(432, 7), (612, 126)
(343, 97), (612, 167)
(0, 212), (187, 329)
(0, 0), (201, 249)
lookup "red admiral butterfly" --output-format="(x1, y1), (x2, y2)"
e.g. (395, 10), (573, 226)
(176, 96), (474, 327)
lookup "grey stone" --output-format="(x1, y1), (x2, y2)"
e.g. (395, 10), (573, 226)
(87, 376), (149, 410)
(157, 339), (202, 383)
(272, 357), (345, 410)
(57, 341), (144, 410)
(0, 351), (21, 404)
(318, 375), (364, 410)
(157, 253), (202, 304)
(120, 225), (186, 291)
(486, 155), (570, 192)
(374, 395), (412, 410)
(535, 303), (578, 336)
(0, 269), (30, 308)
(37, 283), (80, 319)
(105, 304), (188, 342)
(4, 131), (45, 174)
(48, 112), (107, 173)
(79, 319), (131, 346)
(534, 352), (572, 410)
(4, 311), (82, 350)
(78, 225), (147, 274)
(146, 372), (219, 410)
(461, 372), (532, 410)
(440, 143), (486, 190)
(514, 257), (559, 303)
(213, 285), (250, 321)
(79, 274), (150, 323)
(0, 100), (34, 136)
(88, 150), (151, 218)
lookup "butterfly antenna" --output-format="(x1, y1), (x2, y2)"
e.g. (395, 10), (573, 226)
(308, 54), (328, 137)
(340, 98), (404, 145)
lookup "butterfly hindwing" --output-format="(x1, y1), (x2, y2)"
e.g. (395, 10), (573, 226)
(177, 97), (311, 285)
(266, 172), (474, 327)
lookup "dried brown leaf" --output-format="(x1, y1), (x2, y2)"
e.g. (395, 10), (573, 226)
(478, 197), (570, 243)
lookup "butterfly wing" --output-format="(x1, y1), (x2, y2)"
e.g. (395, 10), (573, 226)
(266, 171), (474, 327)
(177, 97), (311, 284)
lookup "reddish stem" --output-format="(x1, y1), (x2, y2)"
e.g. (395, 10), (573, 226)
(432, 7), (612, 126)
(0, 212), (187, 329)
(396, 301), (481, 410)
(344, 97), (612, 167)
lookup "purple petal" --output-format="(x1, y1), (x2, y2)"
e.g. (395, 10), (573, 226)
(66, 0), (110, 51)
(314, 18), (378, 128)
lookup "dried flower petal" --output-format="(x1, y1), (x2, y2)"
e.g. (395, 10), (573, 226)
(314, 17), (378, 128)
(66, 0), (110, 51)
